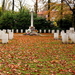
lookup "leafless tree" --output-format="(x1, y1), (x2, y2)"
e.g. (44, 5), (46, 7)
(48, 0), (51, 21)
(18, 0), (27, 11)
(12, 0), (14, 12)
(5, 0), (12, 10)
(32, 0), (44, 14)
(60, 0), (64, 26)
(32, 0), (38, 14)
(63, 0), (75, 28)
(2, 0), (5, 11)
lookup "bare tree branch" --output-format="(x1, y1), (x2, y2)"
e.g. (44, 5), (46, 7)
(64, 0), (72, 11)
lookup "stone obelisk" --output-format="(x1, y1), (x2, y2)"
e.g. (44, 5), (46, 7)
(29, 9), (35, 31)
(24, 8), (39, 35)
(31, 10), (33, 27)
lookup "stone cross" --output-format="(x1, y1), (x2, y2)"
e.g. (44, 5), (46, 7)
(31, 10), (33, 27)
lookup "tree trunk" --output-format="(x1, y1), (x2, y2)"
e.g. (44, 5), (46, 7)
(72, 9), (75, 29)
(12, 0), (14, 12)
(20, 1), (22, 10)
(35, 0), (38, 15)
(48, 0), (50, 21)
(2, 0), (5, 11)
(61, 0), (63, 26)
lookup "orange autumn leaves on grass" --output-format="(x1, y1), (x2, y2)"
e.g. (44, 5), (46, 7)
(0, 33), (75, 75)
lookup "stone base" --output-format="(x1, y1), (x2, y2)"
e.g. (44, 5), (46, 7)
(29, 26), (35, 31)
(30, 31), (39, 36)
(24, 26), (40, 36)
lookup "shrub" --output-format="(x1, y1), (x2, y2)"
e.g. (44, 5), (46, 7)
(13, 11), (31, 29)
(57, 14), (72, 30)
(57, 19), (72, 30)
(34, 17), (50, 30)
(0, 10), (50, 30)
(0, 10), (31, 29)
(0, 11), (14, 29)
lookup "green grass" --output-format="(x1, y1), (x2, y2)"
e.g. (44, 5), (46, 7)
(0, 33), (75, 75)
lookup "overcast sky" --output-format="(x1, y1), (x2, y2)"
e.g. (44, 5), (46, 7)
(0, 0), (61, 11)
(0, 0), (60, 7)
(0, 0), (45, 11)
(0, 0), (35, 7)
(0, 0), (35, 11)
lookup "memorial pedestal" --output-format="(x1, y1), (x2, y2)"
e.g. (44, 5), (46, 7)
(24, 9), (39, 36)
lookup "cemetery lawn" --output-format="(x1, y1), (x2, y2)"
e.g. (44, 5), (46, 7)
(0, 33), (75, 75)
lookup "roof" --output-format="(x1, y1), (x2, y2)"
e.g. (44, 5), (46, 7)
(37, 11), (48, 15)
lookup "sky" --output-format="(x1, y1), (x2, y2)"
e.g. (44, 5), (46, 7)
(0, 0), (1, 7)
(0, 0), (60, 7)
(0, 0), (61, 11)
(26, 0), (34, 5)
(0, 0), (60, 6)
(0, 0), (45, 11)
(0, 0), (35, 11)
(0, 0), (36, 7)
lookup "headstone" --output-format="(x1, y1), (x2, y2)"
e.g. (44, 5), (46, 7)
(25, 29), (28, 33)
(16, 29), (18, 33)
(66, 30), (70, 35)
(39, 29), (42, 33)
(12, 29), (14, 33)
(48, 29), (50, 33)
(71, 33), (75, 43)
(0, 31), (5, 39)
(68, 33), (72, 40)
(0, 31), (2, 39)
(8, 32), (13, 40)
(62, 33), (68, 44)
(2, 34), (8, 44)
(3, 29), (6, 33)
(70, 27), (74, 30)
(44, 29), (46, 33)
(7, 29), (11, 33)
(52, 30), (55, 34)
(21, 29), (23, 33)
(54, 33), (59, 40)
(69, 27), (74, 33)
(61, 30), (65, 36)
(56, 30), (60, 34)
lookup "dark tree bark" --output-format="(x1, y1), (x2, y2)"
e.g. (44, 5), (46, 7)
(48, 0), (50, 21)
(2, 0), (5, 11)
(72, 8), (75, 28)
(20, 1), (22, 10)
(64, 0), (75, 29)
(12, 0), (14, 12)
(35, 0), (38, 15)
(61, 0), (63, 26)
